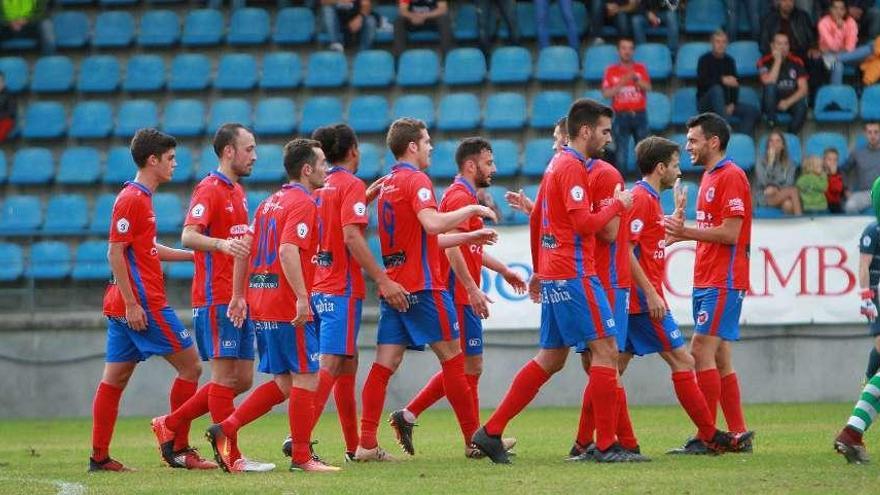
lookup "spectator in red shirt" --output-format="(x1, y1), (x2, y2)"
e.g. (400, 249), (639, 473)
(823, 147), (846, 213)
(0, 72), (16, 143)
(758, 32), (809, 134)
(602, 37), (651, 170)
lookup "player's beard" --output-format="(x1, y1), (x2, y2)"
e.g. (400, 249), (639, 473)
(475, 171), (494, 188)
(235, 161), (253, 178)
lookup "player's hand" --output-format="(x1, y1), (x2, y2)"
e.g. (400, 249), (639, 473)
(664, 213), (685, 238)
(861, 289), (878, 322)
(502, 268), (528, 295)
(467, 286), (493, 319)
(125, 302), (148, 331)
(365, 175), (388, 204)
(219, 237), (250, 259)
(673, 178), (687, 219)
(613, 183), (633, 210)
(227, 296), (248, 328)
(527, 275), (542, 303)
(469, 228), (498, 246)
(472, 204), (498, 223)
(292, 299), (311, 327)
(379, 277), (410, 312)
(348, 13), (364, 32)
(647, 290), (667, 321)
(505, 189), (534, 215)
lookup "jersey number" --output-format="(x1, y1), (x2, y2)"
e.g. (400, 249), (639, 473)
(381, 200), (396, 248)
(252, 217), (278, 269)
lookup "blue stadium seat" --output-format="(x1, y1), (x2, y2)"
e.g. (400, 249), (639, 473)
(169, 53), (211, 91)
(861, 84), (880, 120)
(90, 193), (117, 234)
(99, 0), (137, 6)
(28, 241), (72, 280)
(806, 132), (848, 165)
(22, 102), (66, 139)
(171, 145), (194, 184)
(675, 42), (710, 79)
(208, 98), (252, 135)
(634, 43), (672, 80)
(215, 53), (257, 90)
(53, 11), (90, 48)
(489, 46), (532, 84)
(759, 132), (802, 166)
(727, 133), (756, 171)
(57, 147), (100, 185)
(0, 57), (27, 93)
(103, 146), (137, 184)
(260, 52), (301, 89)
(373, 4), (398, 42)
(530, 91), (572, 129)
(138, 9), (180, 47)
(671, 87), (698, 126)
(198, 144), (217, 179)
(115, 100), (159, 138)
(492, 139), (519, 177)
(522, 138), (554, 175)
(182, 9), (224, 46)
(73, 241), (110, 281)
(453, 4), (479, 40)
(437, 93), (481, 131)
(814, 85), (858, 122)
(670, 134), (699, 172)
(249, 144), (285, 183)
(0, 243), (23, 281)
(274, 7), (314, 44)
(356, 142), (381, 180)
(582, 89), (611, 105)
(70, 101), (113, 139)
(31, 56), (73, 93)
(728, 41), (761, 77)
(397, 49), (440, 87)
(484, 92), (527, 130)
(444, 47), (486, 85)
(392, 95), (435, 128)
(153, 193), (183, 234)
(647, 92), (671, 132)
(228, 8), (270, 45)
(304, 51), (347, 88)
(254, 97), (296, 135)
(685, 0), (726, 34)
(429, 141), (458, 179)
(162, 99), (205, 136)
(300, 96), (343, 134)
(123, 54), (165, 92)
(93, 11), (134, 48)
(348, 95), (389, 134)
(583, 44), (618, 82)
(77, 55), (119, 93)
(246, 190), (271, 218)
(351, 50), (395, 88)
(536, 46), (579, 82)
(487, 185), (515, 223)
(738, 86), (761, 109)
(43, 194), (89, 235)
(167, 260), (195, 280)
(0, 195), (42, 235)
(10, 148), (53, 185)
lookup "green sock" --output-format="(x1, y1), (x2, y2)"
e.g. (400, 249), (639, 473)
(848, 373), (880, 433)
(868, 348), (880, 380)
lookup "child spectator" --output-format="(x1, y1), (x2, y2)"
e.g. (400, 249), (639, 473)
(797, 155), (829, 213)
(824, 147), (846, 213)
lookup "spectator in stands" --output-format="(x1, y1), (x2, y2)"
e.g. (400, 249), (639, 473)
(759, 0), (824, 98)
(0, 0), (54, 55)
(602, 37), (650, 169)
(589, 0), (639, 44)
(819, 0), (875, 85)
(0, 72), (14, 144)
(724, 0), (763, 42)
(696, 30), (759, 133)
(631, 0), (680, 54)
(393, 0), (452, 56)
(758, 32), (809, 134)
(797, 155), (830, 213)
(754, 130), (802, 215)
(535, 0), (577, 50)
(477, 0), (518, 54)
(824, 147), (846, 213)
(321, 0), (376, 52)
(817, 0), (880, 42)
(844, 122), (880, 213)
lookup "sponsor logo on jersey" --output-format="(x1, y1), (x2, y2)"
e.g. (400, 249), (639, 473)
(468, 338), (482, 348)
(221, 340), (236, 349)
(728, 197), (744, 213)
(541, 234), (559, 249)
(249, 273), (280, 289)
(382, 251), (407, 268)
(315, 251), (333, 267)
(230, 224), (249, 236)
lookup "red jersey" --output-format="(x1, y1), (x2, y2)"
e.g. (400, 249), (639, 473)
(184, 171), (249, 307)
(246, 183), (318, 321)
(694, 158), (752, 289)
(312, 166), (369, 298)
(628, 181), (667, 314)
(588, 159), (631, 289)
(438, 176), (484, 305)
(377, 163), (443, 292)
(601, 63), (650, 112)
(103, 181), (167, 316)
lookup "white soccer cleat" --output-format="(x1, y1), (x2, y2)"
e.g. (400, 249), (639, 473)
(230, 457), (276, 473)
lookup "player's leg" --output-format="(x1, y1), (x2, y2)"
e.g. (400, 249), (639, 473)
(356, 344), (405, 460)
(90, 360), (137, 472)
(661, 346), (719, 446)
(608, 289), (639, 455)
(716, 341), (747, 434)
(572, 349), (595, 457)
(690, 288), (726, 420)
(834, 370), (880, 464)
(867, 332), (880, 380)
(333, 355), (360, 459)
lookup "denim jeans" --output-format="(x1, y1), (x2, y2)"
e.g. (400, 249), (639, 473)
(612, 111), (648, 170)
(830, 43), (874, 85)
(698, 85), (759, 133)
(478, 0), (518, 51)
(535, 0), (578, 50)
(631, 10), (679, 53)
(724, 0), (762, 41)
(762, 84), (807, 134)
(321, 6), (376, 50)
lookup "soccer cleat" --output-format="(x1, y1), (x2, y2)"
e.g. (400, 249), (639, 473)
(388, 410), (416, 455)
(834, 428), (870, 464)
(229, 457), (276, 473)
(466, 437), (518, 459)
(171, 447), (218, 470)
(728, 433), (754, 453)
(290, 458), (342, 473)
(568, 441), (589, 458)
(567, 442), (597, 462)
(666, 437), (713, 455)
(205, 424), (237, 473)
(281, 435), (292, 457)
(149, 415), (177, 467)
(708, 430), (755, 454)
(470, 427), (510, 464)
(88, 457), (133, 472)
(343, 451), (356, 463)
(354, 445), (398, 462)
(593, 443), (649, 463)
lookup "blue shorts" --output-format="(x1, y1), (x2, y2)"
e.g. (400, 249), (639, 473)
(456, 304), (483, 356)
(539, 277), (616, 349)
(577, 287), (629, 353)
(625, 311), (685, 356)
(254, 320), (319, 375)
(193, 305), (255, 361)
(377, 290), (458, 349)
(312, 293), (362, 357)
(692, 287), (745, 341)
(105, 306), (193, 363)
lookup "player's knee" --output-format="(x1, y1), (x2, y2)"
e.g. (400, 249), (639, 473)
(233, 375), (253, 395)
(464, 356), (483, 376)
(580, 351), (592, 373)
(178, 361), (203, 382)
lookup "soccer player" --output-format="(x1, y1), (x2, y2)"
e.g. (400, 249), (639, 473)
(206, 139), (339, 473)
(355, 118), (498, 461)
(388, 137), (527, 457)
(471, 99), (637, 464)
(150, 123), (255, 469)
(664, 112), (754, 453)
(89, 128), (203, 472)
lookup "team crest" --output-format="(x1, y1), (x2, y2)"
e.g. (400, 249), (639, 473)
(864, 235), (872, 248)
(296, 222), (309, 238)
(570, 186), (585, 202)
(417, 187), (432, 202)
(705, 187), (715, 202)
(190, 203), (205, 218)
(630, 219), (644, 233)
(696, 310), (709, 326)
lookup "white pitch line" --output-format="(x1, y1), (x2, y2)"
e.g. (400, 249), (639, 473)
(0, 476), (86, 495)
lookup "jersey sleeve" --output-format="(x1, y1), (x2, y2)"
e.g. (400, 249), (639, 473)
(627, 194), (651, 243)
(339, 180), (369, 227)
(407, 172), (438, 213)
(560, 165), (591, 213)
(601, 67), (615, 90)
(280, 202), (316, 250)
(591, 168), (623, 211)
(108, 193), (138, 244)
(860, 225), (879, 255)
(719, 171), (749, 219)
(439, 188), (474, 231)
(183, 183), (217, 230)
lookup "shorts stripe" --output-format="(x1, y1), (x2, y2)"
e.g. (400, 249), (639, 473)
(581, 277), (606, 339)
(151, 309), (182, 353)
(209, 305), (220, 359)
(651, 317), (672, 351)
(346, 298), (357, 355)
(433, 290), (453, 341)
(457, 304), (467, 352)
(295, 324), (308, 372)
(708, 288), (728, 337)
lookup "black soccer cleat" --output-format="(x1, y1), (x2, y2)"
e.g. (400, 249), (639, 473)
(727, 432), (754, 453)
(623, 444), (651, 462)
(470, 427), (510, 464)
(388, 410), (416, 455)
(281, 435), (292, 457)
(666, 436), (713, 455)
(566, 442), (597, 462)
(708, 430), (755, 454)
(593, 443), (650, 463)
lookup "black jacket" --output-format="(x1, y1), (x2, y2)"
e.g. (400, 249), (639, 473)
(0, 90), (16, 120)
(759, 7), (817, 58)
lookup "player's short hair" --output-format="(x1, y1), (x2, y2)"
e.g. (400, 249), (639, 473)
(311, 124), (358, 164)
(635, 136), (680, 176)
(711, 28), (727, 40)
(386, 118), (427, 159)
(866, 121), (880, 129)
(823, 147), (839, 156)
(212, 123), (250, 158)
(455, 137), (493, 169)
(283, 138), (321, 181)
(618, 36), (635, 47)
(686, 112), (731, 151)
(130, 128), (177, 168)
(555, 116), (568, 134)
(567, 98), (614, 138)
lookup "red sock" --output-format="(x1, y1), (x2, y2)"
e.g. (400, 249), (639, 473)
(590, 365), (619, 452)
(91, 381), (123, 460)
(289, 386), (316, 464)
(208, 383), (236, 423)
(466, 373), (480, 421)
(359, 363), (393, 449)
(441, 354), (479, 445)
(720, 372), (747, 433)
(575, 381), (594, 447)
(616, 386), (638, 450)
(168, 378), (199, 451)
(311, 369), (337, 430)
(485, 360), (551, 436)
(221, 381), (286, 437)
(672, 371), (717, 442)
(406, 371), (445, 417)
(334, 372), (359, 453)
(696, 369), (722, 426)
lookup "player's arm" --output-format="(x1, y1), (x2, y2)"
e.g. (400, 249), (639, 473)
(438, 228), (497, 248)
(505, 189), (534, 216)
(156, 244), (194, 262)
(279, 243), (311, 327)
(598, 216), (619, 243)
(664, 216), (742, 245)
(227, 233), (253, 328)
(628, 244), (665, 321)
(107, 241), (147, 331)
(343, 225), (410, 311)
(181, 225), (250, 259)
(417, 205), (497, 235)
(483, 251), (527, 294)
(859, 252), (878, 322)
(527, 192), (542, 302)
(444, 231), (493, 318)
